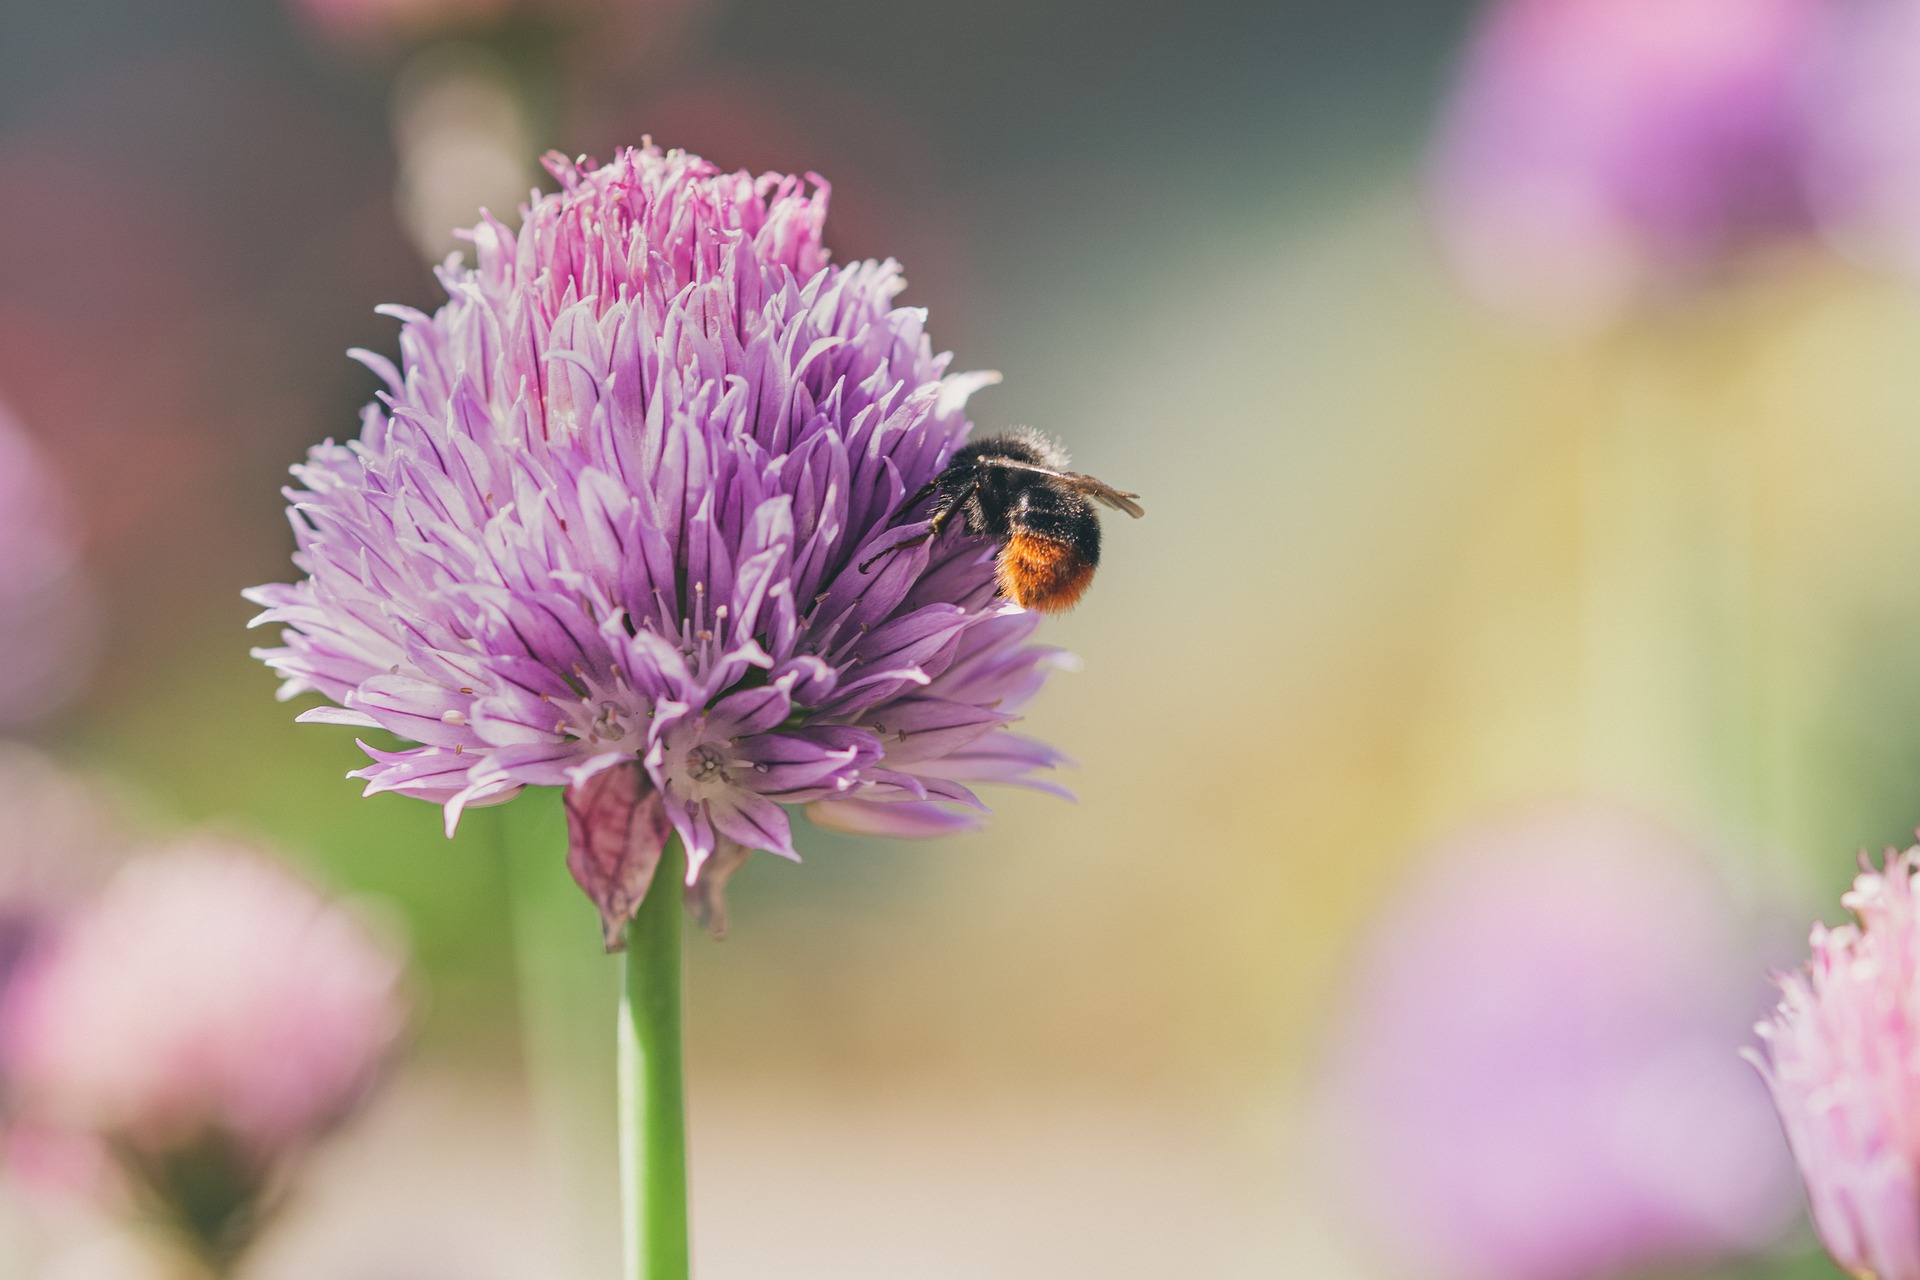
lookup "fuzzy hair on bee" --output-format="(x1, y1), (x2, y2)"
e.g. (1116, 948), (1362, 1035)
(859, 427), (1143, 612)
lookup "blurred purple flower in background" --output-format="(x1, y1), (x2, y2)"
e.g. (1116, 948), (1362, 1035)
(0, 747), (121, 999)
(1318, 807), (1795, 1280)
(1803, 0), (1920, 278)
(289, 0), (512, 49)
(1431, 0), (1825, 329)
(0, 842), (406, 1268)
(1752, 849), (1920, 1280)
(0, 402), (97, 729)
(288, 0), (705, 54)
(248, 146), (1070, 946)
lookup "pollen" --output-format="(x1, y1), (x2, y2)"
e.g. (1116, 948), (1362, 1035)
(996, 532), (1094, 612)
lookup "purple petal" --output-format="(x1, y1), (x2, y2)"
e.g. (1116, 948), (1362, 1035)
(806, 798), (985, 839)
(864, 697), (1010, 765)
(734, 727), (880, 799)
(707, 791), (797, 861)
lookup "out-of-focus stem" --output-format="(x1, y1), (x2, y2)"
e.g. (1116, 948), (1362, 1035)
(619, 836), (689, 1280)
(501, 791), (621, 1277)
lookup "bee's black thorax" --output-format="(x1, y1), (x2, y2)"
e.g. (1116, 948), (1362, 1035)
(929, 432), (1102, 567)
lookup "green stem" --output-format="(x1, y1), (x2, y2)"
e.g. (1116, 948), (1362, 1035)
(619, 836), (690, 1280)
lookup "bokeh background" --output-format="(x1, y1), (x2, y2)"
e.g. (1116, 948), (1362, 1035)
(3, 0), (1917, 1274)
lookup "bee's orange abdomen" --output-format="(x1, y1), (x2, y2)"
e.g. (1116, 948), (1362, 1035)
(996, 532), (1095, 612)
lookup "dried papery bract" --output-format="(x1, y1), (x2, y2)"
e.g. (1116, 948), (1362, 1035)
(1752, 848), (1920, 1280)
(247, 146), (1072, 947)
(0, 843), (407, 1271)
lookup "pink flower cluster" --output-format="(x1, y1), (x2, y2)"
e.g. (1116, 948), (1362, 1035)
(1752, 849), (1920, 1280)
(3, 843), (405, 1161)
(0, 832), (407, 1268)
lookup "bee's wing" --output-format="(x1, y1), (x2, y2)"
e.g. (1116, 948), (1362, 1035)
(980, 456), (1146, 518)
(1063, 473), (1145, 518)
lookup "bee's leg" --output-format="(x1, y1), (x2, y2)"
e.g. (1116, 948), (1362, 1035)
(875, 479), (942, 535)
(859, 530), (931, 574)
(903, 477), (941, 511)
(859, 497), (963, 574)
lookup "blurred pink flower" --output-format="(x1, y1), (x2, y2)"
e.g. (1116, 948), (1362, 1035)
(1431, 0), (1826, 329)
(1803, 0), (1920, 277)
(0, 842), (406, 1262)
(288, 0), (705, 50)
(1751, 849), (1920, 1280)
(0, 745), (123, 1013)
(0, 401), (97, 728)
(289, 0), (511, 47)
(3, 843), (405, 1155)
(1318, 807), (1796, 1280)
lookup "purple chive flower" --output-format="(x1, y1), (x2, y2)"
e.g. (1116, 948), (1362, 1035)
(1319, 807), (1795, 1280)
(0, 401), (97, 729)
(1751, 848), (1920, 1280)
(247, 146), (1070, 946)
(1431, 0), (1825, 329)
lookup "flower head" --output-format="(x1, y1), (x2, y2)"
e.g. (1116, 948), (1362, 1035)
(247, 146), (1069, 945)
(1319, 807), (1794, 1280)
(0, 842), (406, 1263)
(1431, 0), (1825, 329)
(1751, 848), (1920, 1280)
(0, 401), (97, 728)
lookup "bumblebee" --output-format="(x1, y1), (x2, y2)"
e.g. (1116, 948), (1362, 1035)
(860, 429), (1143, 612)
